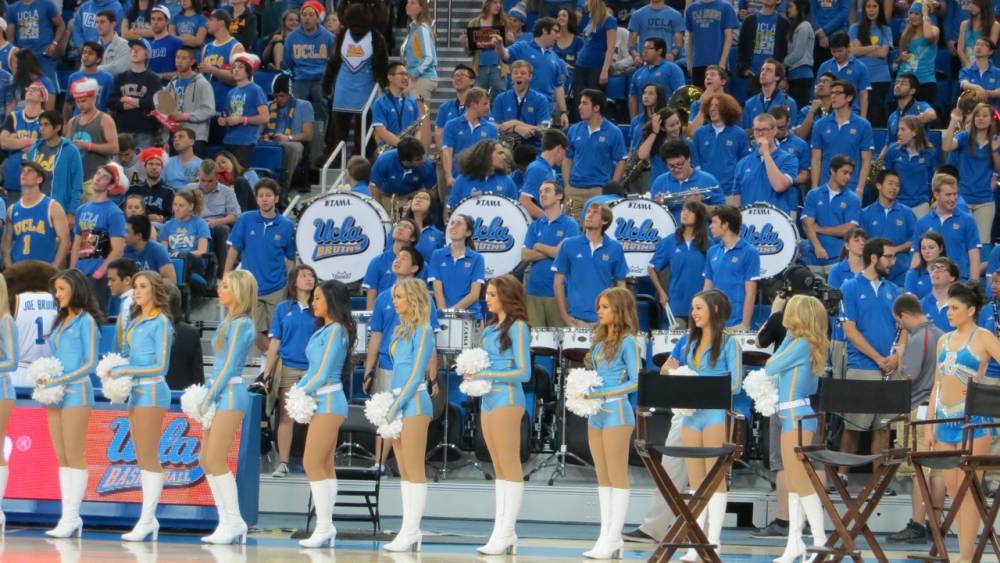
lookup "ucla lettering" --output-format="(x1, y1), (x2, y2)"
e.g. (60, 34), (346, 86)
(312, 216), (371, 260)
(98, 417), (204, 494)
(740, 223), (785, 255)
(614, 218), (661, 253)
(471, 216), (514, 252)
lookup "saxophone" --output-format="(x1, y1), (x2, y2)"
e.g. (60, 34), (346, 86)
(375, 98), (430, 157)
(500, 128), (543, 151)
(620, 150), (650, 187)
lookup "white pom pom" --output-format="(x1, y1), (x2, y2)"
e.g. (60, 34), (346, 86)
(743, 368), (779, 417)
(670, 365), (698, 376)
(27, 356), (64, 385)
(567, 395), (604, 417)
(364, 392), (395, 426)
(565, 368), (603, 399)
(285, 386), (318, 424)
(101, 376), (133, 404)
(454, 348), (491, 376)
(32, 384), (65, 405)
(180, 384), (216, 429)
(459, 378), (492, 397)
(377, 417), (403, 439)
(96, 352), (128, 379)
(672, 408), (695, 417)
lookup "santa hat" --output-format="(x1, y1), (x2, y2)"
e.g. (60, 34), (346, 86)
(103, 162), (130, 195)
(232, 52), (261, 74)
(301, 1), (325, 21)
(140, 147), (167, 165)
(70, 77), (100, 100)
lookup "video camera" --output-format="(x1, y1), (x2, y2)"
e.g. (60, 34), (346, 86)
(777, 265), (843, 317)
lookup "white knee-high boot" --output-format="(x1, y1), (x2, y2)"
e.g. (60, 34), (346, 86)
(477, 479), (507, 553)
(0, 465), (8, 535)
(384, 481), (422, 552)
(773, 493), (804, 563)
(204, 473), (247, 545)
(800, 493), (827, 558)
(706, 492), (728, 555)
(585, 488), (629, 559)
(327, 479), (338, 532)
(48, 468), (87, 538)
(201, 475), (223, 543)
(680, 491), (707, 562)
(299, 480), (335, 547)
(479, 480), (521, 555)
(584, 486), (612, 557)
(46, 467), (70, 536)
(122, 470), (164, 542)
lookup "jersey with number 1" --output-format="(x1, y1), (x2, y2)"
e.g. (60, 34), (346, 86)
(12, 291), (58, 387)
(10, 196), (57, 263)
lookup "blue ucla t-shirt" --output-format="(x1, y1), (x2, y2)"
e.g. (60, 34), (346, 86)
(160, 215), (211, 254)
(74, 199), (126, 275)
(173, 13), (208, 39)
(223, 82), (268, 146)
(10, 0), (60, 52)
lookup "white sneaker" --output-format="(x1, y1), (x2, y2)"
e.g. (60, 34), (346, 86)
(271, 463), (289, 478)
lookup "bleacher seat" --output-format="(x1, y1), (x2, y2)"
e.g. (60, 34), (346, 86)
(255, 70), (278, 96)
(251, 144), (284, 183)
(99, 324), (118, 356)
(618, 123), (631, 148)
(606, 76), (627, 102)
(57, 70), (74, 93)
(872, 128), (887, 155)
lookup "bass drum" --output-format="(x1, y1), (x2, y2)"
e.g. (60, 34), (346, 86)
(450, 194), (530, 278)
(608, 196), (677, 278)
(295, 192), (391, 282)
(740, 203), (799, 279)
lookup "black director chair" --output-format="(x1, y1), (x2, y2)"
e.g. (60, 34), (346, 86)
(907, 379), (1000, 562)
(794, 378), (912, 563)
(634, 373), (744, 563)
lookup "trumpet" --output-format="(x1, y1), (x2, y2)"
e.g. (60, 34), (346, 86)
(375, 97), (430, 157)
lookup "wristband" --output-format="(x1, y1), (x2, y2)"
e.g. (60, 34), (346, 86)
(242, 116), (249, 126)
(87, 143), (93, 152)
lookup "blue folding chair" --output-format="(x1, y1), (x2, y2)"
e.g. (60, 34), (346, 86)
(254, 70), (278, 96)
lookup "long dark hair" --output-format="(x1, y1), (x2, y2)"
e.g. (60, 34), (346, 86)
(51, 269), (105, 329)
(285, 264), (317, 300)
(487, 275), (529, 353)
(641, 83), (668, 119)
(788, 0), (810, 31)
(676, 200), (709, 253)
(685, 289), (730, 367)
(314, 280), (357, 381)
(458, 139), (504, 179)
(402, 188), (445, 229)
(915, 231), (947, 270)
(450, 214), (477, 251)
(13, 50), (44, 96)
(948, 281), (986, 318)
(857, 0), (888, 47)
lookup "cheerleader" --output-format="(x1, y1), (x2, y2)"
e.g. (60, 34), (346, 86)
(0, 274), (18, 534)
(45, 269), (104, 538)
(583, 287), (639, 559)
(296, 280), (356, 548)
(662, 289), (742, 561)
(199, 270), (257, 545)
(112, 271), (175, 542)
(382, 277), (435, 553)
(766, 295), (829, 563)
(467, 274), (531, 556)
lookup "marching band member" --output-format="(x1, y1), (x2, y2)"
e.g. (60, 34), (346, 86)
(691, 93), (749, 207)
(627, 38), (684, 119)
(45, 269), (104, 539)
(733, 113), (797, 212)
(884, 74), (936, 162)
(0, 274), (17, 534)
(447, 140), (518, 208)
(941, 102), (1000, 244)
(363, 219), (420, 309)
(428, 214), (486, 319)
(922, 258), (960, 333)
(466, 275), (531, 555)
(809, 81), (874, 200)
(766, 295), (829, 562)
(553, 203), (628, 327)
(112, 271), (174, 542)
(661, 289), (742, 561)
(402, 189), (445, 264)
(296, 280), (356, 548)
(882, 115), (937, 217)
(199, 270), (257, 545)
(627, 82), (667, 153)
(910, 173), (980, 282)
(372, 62), (428, 152)
(648, 201), (710, 329)
(634, 105), (687, 188)
(519, 129), (569, 219)
(905, 231), (947, 299)
(497, 16), (570, 128)
(769, 107), (811, 207)
(704, 206), (760, 330)
(741, 60), (798, 130)
(926, 282), (1000, 562)
(562, 89), (627, 219)
(583, 287), (640, 559)
(828, 228), (868, 379)
(492, 60), (553, 151)
(370, 137), (439, 211)
(792, 72), (835, 140)
(801, 155), (862, 270)
(860, 170), (916, 285)
(440, 87), (499, 189)
(689, 65), (728, 130)
(522, 180), (580, 328)
(382, 277), (436, 553)
(434, 65), (476, 201)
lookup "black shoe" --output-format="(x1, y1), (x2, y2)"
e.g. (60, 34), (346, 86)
(885, 486), (898, 497)
(750, 519), (790, 539)
(826, 474), (849, 494)
(623, 528), (655, 543)
(887, 520), (928, 544)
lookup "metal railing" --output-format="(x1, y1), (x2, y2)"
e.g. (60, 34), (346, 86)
(359, 84), (381, 151)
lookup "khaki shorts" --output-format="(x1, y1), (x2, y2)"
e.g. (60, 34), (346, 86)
(254, 289), (285, 334)
(842, 368), (891, 431)
(526, 294), (565, 328)
(896, 408), (940, 478)
(565, 186), (602, 222)
(830, 340), (847, 380)
(408, 77), (438, 103)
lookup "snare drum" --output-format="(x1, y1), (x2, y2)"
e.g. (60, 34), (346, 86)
(651, 330), (686, 366)
(734, 331), (774, 365)
(351, 311), (372, 355)
(530, 328), (560, 356)
(561, 328), (594, 362)
(437, 309), (480, 353)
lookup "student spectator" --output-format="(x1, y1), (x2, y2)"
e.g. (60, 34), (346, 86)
(441, 87), (499, 188)
(784, 0), (814, 108)
(860, 169), (916, 285)
(734, 113), (797, 211)
(553, 203), (628, 326)
(692, 93), (749, 206)
(125, 147), (174, 224)
(574, 0), (617, 96)
(802, 155), (862, 269)
(362, 218), (421, 308)
(809, 81), (873, 198)
(72, 0), (126, 49)
(190, 159), (240, 275)
(742, 59), (798, 130)
(107, 257), (137, 345)
(210, 152), (256, 214)
(449, 140), (518, 207)
(2, 161), (70, 268)
(848, 0), (892, 126)
(905, 231), (947, 299)
(123, 0), (155, 40)
(200, 9), (245, 142)
(163, 128), (203, 190)
(0, 19), (13, 76)
(519, 128), (569, 219)
(959, 37), (1000, 110)
(372, 62), (427, 153)
(71, 162), (127, 307)
(428, 214), (487, 319)
(215, 53), (267, 165)
(263, 74), (315, 195)
(628, 0), (685, 68)
(64, 43), (115, 119)
(498, 17), (570, 127)
(0, 81), (44, 198)
(6, 0), (64, 92)
(123, 215), (177, 285)
(884, 74), (937, 155)
(770, 106), (811, 207)
(401, 188), (445, 264)
(109, 39), (163, 149)
(896, 1), (939, 104)
(648, 200), (709, 328)
(942, 103), (1000, 243)
(554, 9), (584, 88)
(403, 0), (438, 105)
(66, 78), (118, 191)
(94, 10), (131, 77)
(628, 37), (684, 119)
(171, 0), (208, 47)
(263, 10), (300, 71)
(704, 205), (760, 329)
(160, 188), (212, 288)
(883, 116), (937, 217)
(957, 0), (1000, 69)
(815, 31), (871, 118)
(163, 47), (215, 155)
(370, 136), (438, 209)
(810, 0), (850, 64)
(27, 111), (84, 218)
(793, 71), (835, 140)
(493, 60), (553, 150)
(466, 0), (514, 95)
(114, 134), (145, 190)
(736, 0), (789, 95)
(911, 173), (980, 281)
(689, 65), (728, 130)
(521, 180), (580, 327)
(283, 0), (333, 163)
(11, 51), (56, 111)
(650, 139), (723, 222)
(225, 178), (296, 352)
(148, 5), (183, 80)
(165, 284), (203, 388)
(922, 256), (961, 331)
(225, 0), (258, 52)
(563, 89), (627, 219)
(684, 0), (739, 88)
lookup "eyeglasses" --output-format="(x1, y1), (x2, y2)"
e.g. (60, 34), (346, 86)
(880, 253), (897, 260)
(667, 160), (687, 169)
(830, 90), (846, 96)
(390, 71), (408, 77)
